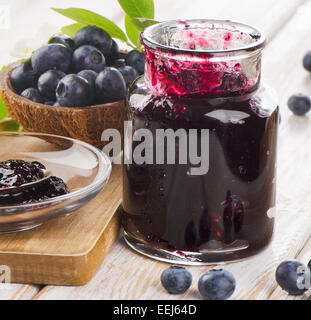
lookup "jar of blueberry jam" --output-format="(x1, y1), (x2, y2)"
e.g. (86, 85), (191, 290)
(121, 20), (279, 264)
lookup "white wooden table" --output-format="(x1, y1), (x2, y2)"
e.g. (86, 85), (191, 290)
(1, 0), (311, 300)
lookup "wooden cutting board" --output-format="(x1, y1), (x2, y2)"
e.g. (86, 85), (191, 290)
(0, 165), (122, 286)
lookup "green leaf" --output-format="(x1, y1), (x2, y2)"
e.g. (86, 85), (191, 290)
(61, 23), (84, 37)
(125, 15), (158, 48)
(0, 97), (8, 121)
(0, 120), (20, 132)
(52, 8), (128, 42)
(118, 0), (154, 19)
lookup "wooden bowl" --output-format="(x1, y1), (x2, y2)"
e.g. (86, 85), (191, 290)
(0, 63), (126, 150)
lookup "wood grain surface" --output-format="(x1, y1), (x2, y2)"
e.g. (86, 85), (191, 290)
(1, 0), (311, 300)
(0, 164), (121, 287)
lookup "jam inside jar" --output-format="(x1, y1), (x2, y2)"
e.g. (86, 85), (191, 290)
(122, 20), (279, 264)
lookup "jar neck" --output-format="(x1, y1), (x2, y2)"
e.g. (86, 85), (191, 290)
(141, 20), (265, 98)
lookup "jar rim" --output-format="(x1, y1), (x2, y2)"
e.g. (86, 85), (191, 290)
(141, 19), (266, 55)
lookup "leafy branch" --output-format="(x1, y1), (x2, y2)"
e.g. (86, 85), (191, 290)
(52, 0), (158, 51)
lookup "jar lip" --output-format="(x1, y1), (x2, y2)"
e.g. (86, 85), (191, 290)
(141, 19), (266, 55)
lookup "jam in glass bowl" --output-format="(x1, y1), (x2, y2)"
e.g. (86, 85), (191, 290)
(0, 131), (111, 232)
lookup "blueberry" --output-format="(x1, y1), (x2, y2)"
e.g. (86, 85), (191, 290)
(161, 266), (192, 294)
(56, 74), (90, 107)
(48, 34), (75, 51)
(10, 61), (38, 94)
(106, 39), (120, 65)
(288, 94), (311, 116)
(31, 44), (72, 74)
(74, 26), (112, 58)
(198, 269), (236, 300)
(38, 70), (65, 100)
(95, 67), (126, 103)
(118, 65), (138, 88)
(113, 58), (126, 68)
(276, 260), (309, 295)
(125, 50), (145, 75)
(21, 88), (44, 103)
(77, 69), (98, 104)
(72, 45), (106, 73)
(303, 51), (311, 72)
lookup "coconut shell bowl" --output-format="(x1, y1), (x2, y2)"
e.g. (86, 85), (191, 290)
(0, 63), (126, 150)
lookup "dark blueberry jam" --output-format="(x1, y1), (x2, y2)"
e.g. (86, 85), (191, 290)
(0, 160), (69, 205)
(122, 20), (278, 263)
(122, 82), (278, 257)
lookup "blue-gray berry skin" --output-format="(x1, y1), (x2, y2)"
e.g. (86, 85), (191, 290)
(38, 70), (65, 100)
(276, 261), (308, 295)
(113, 59), (126, 68)
(78, 69), (98, 104)
(21, 88), (44, 103)
(161, 266), (192, 294)
(303, 51), (311, 72)
(118, 65), (138, 88)
(106, 39), (120, 65)
(48, 34), (75, 51)
(74, 26), (112, 58)
(31, 44), (72, 74)
(125, 50), (145, 75)
(95, 67), (126, 103)
(72, 45), (106, 73)
(10, 61), (38, 94)
(198, 269), (236, 300)
(288, 94), (311, 116)
(56, 74), (90, 107)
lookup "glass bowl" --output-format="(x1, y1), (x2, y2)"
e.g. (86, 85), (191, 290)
(0, 131), (111, 233)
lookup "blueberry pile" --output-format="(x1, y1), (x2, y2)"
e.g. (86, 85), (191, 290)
(161, 266), (236, 300)
(276, 260), (311, 296)
(0, 159), (69, 205)
(10, 26), (144, 107)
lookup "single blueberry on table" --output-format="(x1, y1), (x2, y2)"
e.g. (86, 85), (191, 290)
(303, 51), (311, 72)
(74, 26), (112, 58)
(118, 65), (138, 88)
(288, 94), (311, 116)
(78, 69), (98, 104)
(161, 266), (192, 294)
(38, 69), (65, 100)
(125, 50), (145, 75)
(95, 67), (126, 103)
(48, 34), (75, 51)
(276, 260), (309, 295)
(10, 61), (38, 94)
(56, 74), (90, 107)
(106, 39), (120, 65)
(21, 88), (43, 103)
(31, 44), (72, 74)
(72, 45), (106, 73)
(198, 269), (236, 300)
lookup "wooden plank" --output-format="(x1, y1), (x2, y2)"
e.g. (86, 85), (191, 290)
(0, 164), (121, 286)
(0, 284), (40, 300)
(33, 0), (311, 300)
(152, 0), (307, 41)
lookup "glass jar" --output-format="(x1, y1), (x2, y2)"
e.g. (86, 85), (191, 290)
(122, 19), (279, 265)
